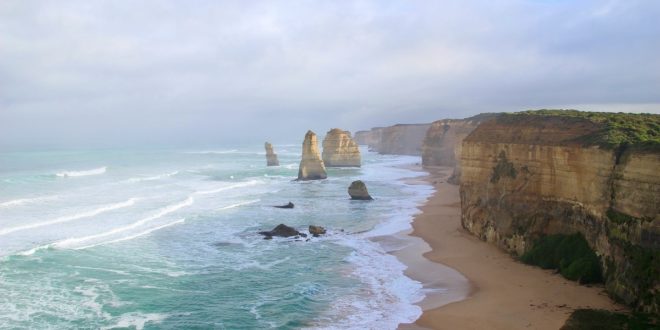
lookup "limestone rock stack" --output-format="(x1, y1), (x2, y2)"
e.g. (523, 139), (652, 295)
(297, 130), (327, 180)
(321, 129), (361, 167)
(348, 180), (373, 200)
(264, 142), (279, 166)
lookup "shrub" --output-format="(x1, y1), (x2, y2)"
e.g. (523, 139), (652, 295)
(521, 233), (602, 284)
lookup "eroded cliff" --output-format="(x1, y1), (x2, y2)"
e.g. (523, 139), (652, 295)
(422, 113), (497, 183)
(376, 124), (430, 155)
(459, 111), (660, 313)
(322, 128), (361, 167)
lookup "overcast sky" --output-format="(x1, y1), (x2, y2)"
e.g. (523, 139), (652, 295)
(1, 0), (659, 149)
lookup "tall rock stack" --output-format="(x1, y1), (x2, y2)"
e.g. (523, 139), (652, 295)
(297, 130), (327, 180)
(264, 142), (279, 166)
(322, 128), (361, 167)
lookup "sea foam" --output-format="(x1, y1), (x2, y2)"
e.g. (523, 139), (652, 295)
(56, 167), (107, 178)
(0, 198), (137, 236)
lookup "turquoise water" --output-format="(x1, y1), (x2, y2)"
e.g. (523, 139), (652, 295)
(0, 146), (432, 329)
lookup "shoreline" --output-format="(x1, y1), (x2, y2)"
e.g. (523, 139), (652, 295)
(394, 165), (626, 330)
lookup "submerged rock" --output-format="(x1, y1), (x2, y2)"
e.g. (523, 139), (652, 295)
(298, 130), (328, 180)
(259, 224), (301, 239)
(265, 142), (279, 166)
(322, 128), (361, 167)
(273, 202), (294, 209)
(309, 225), (326, 237)
(348, 180), (373, 200)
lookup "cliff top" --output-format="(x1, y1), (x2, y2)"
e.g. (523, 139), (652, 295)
(497, 110), (660, 150)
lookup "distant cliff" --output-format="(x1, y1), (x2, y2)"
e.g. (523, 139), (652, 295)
(421, 114), (498, 183)
(459, 111), (660, 313)
(355, 124), (430, 155)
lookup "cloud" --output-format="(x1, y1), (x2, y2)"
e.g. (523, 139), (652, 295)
(0, 0), (658, 149)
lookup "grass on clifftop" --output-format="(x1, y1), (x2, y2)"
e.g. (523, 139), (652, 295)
(515, 109), (660, 150)
(521, 233), (602, 284)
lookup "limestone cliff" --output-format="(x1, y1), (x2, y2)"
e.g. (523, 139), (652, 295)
(459, 111), (660, 313)
(422, 113), (498, 183)
(354, 128), (383, 151)
(377, 124), (431, 155)
(298, 130), (327, 180)
(264, 142), (279, 166)
(322, 129), (361, 167)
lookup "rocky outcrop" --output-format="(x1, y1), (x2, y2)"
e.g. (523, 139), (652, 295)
(422, 114), (498, 183)
(309, 225), (326, 237)
(298, 130), (328, 180)
(348, 180), (373, 200)
(265, 142), (279, 166)
(259, 224), (305, 239)
(273, 202), (294, 209)
(322, 128), (361, 167)
(459, 112), (660, 313)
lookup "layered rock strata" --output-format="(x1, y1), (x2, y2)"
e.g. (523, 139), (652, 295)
(264, 142), (279, 166)
(422, 114), (498, 183)
(321, 128), (361, 167)
(297, 130), (327, 180)
(459, 112), (660, 313)
(377, 124), (431, 155)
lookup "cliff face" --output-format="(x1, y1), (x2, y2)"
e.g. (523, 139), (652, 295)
(421, 114), (498, 183)
(264, 142), (279, 166)
(354, 128), (383, 149)
(321, 129), (361, 167)
(377, 124), (430, 155)
(298, 130), (327, 180)
(460, 114), (660, 313)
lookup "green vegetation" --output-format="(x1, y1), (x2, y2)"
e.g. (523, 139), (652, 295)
(607, 208), (638, 225)
(521, 233), (602, 284)
(621, 242), (660, 309)
(561, 309), (657, 330)
(490, 151), (516, 183)
(515, 109), (660, 150)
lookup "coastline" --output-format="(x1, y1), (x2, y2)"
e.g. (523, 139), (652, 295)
(396, 165), (626, 330)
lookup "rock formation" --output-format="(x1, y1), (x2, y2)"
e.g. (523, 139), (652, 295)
(348, 180), (373, 200)
(259, 224), (305, 239)
(459, 111), (660, 313)
(308, 225), (326, 237)
(422, 114), (498, 184)
(297, 130), (328, 180)
(354, 128), (383, 151)
(322, 128), (361, 167)
(273, 202), (294, 209)
(264, 142), (279, 166)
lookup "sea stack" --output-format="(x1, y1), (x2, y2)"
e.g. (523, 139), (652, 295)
(297, 130), (327, 180)
(348, 180), (373, 200)
(264, 142), (279, 166)
(322, 128), (361, 167)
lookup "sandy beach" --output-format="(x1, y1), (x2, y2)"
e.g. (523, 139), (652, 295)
(398, 166), (626, 330)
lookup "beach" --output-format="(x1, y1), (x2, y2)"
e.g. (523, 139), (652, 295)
(398, 166), (626, 330)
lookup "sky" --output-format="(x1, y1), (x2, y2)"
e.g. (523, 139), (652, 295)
(1, 0), (659, 149)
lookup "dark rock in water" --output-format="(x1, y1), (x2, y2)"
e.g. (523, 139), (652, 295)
(259, 224), (301, 238)
(309, 225), (326, 237)
(348, 180), (373, 200)
(274, 202), (294, 209)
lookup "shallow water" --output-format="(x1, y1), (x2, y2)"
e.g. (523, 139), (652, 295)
(0, 146), (433, 329)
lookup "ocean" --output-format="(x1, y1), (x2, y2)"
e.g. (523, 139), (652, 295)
(0, 145), (433, 329)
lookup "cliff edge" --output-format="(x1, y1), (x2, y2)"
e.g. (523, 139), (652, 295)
(459, 110), (660, 313)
